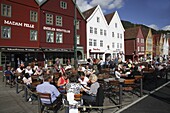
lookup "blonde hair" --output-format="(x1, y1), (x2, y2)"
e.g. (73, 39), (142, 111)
(89, 74), (98, 82)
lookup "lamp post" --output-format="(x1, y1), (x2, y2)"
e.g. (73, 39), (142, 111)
(74, 0), (78, 69)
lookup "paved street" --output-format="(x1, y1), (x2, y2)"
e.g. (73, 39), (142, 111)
(0, 72), (169, 113)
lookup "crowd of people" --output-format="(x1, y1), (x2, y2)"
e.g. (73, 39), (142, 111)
(3, 55), (170, 112)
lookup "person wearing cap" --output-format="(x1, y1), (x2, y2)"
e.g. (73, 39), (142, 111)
(36, 74), (60, 104)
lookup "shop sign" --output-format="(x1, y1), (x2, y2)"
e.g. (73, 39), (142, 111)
(93, 48), (100, 51)
(4, 20), (34, 28)
(43, 26), (70, 33)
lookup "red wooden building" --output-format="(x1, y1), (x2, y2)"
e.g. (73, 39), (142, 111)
(124, 26), (145, 61)
(0, 0), (86, 68)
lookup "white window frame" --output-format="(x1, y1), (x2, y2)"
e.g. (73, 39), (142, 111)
(1, 26), (11, 39)
(112, 42), (115, 48)
(120, 34), (122, 39)
(117, 33), (119, 38)
(90, 27), (93, 33)
(46, 31), (54, 43)
(104, 30), (106, 36)
(100, 40), (103, 47)
(77, 35), (80, 44)
(120, 43), (122, 49)
(94, 28), (97, 34)
(115, 23), (117, 28)
(60, 1), (67, 9)
(1, 4), (11, 17)
(97, 17), (100, 23)
(30, 11), (38, 22)
(117, 43), (119, 48)
(112, 32), (114, 37)
(89, 39), (92, 46)
(56, 32), (63, 43)
(46, 13), (53, 25)
(93, 39), (97, 46)
(56, 15), (62, 26)
(30, 30), (37, 41)
(138, 46), (140, 51)
(76, 20), (79, 30)
(100, 29), (103, 35)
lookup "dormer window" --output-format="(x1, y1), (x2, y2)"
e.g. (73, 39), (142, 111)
(60, 1), (67, 9)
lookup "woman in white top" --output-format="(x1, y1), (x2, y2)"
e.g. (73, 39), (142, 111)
(78, 71), (89, 86)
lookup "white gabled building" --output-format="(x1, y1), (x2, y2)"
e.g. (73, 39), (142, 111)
(105, 11), (125, 61)
(83, 5), (108, 59)
(83, 5), (125, 61)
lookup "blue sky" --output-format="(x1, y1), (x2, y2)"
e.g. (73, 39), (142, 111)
(77, 0), (170, 31)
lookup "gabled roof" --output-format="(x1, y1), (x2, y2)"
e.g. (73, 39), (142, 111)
(35, 0), (47, 6)
(141, 27), (149, 39)
(83, 6), (97, 19)
(153, 34), (161, 45)
(125, 26), (140, 39)
(104, 12), (115, 24)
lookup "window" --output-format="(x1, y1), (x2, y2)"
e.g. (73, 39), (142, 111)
(94, 28), (97, 34)
(89, 39), (92, 46)
(76, 20), (79, 30)
(56, 16), (62, 26)
(100, 40), (103, 47)
(138, 46), (140, 51)
(93, 39), (97, 46)
(112, 32), (114, 37)
(1, 4), (11, 17)
(46, 13), (53, 25)
(60, 1), (67, 9)
(77, 35), (80, 44)
(30, 30), (37, 41)
(104, 30), (106, 36)
(137, 38), (139, 43)
(1, 26), (11, 39)
(141, 39), (144, 43)
(100, 29), (103, 35)
(117, 43), (119, 48)
(97, 17), (100, 23)
(30, 11), (38, 22)
(46, 31), (54, 43)
(115, 23), (117, 28)
(141, 47), (144, 51)
(120, 43), (122, 49)
(90, 27), (93, 33)
(112, 42), (115, 48)
(56, 32), (63, 43)
(120, 34), (122, 39)
(117, 33), (119, 38)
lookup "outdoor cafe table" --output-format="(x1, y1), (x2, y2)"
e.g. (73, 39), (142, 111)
(104, 78), (125, 108)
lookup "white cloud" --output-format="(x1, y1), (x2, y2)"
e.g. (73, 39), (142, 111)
(76, 0), (124, 12)
(76, 0), (93, 12)
(162, 25), (170, 31)
(147, 24), (159, 30)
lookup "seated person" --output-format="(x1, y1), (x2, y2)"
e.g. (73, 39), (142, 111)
(23, 73), (32, 88)
(78, 71), (89, 87)
(4, 66), (13, 83)
(66, 75), (81, 94)
(36, 74), (60, 104)
(25, 66), (33, 76)
(129, 65), (141, 78)
(82, 74), (100, 104)
(57, 73), (69, 93)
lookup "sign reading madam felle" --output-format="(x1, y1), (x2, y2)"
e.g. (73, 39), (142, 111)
(4, 20), (34, 28)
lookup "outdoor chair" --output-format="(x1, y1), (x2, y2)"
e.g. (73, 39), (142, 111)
(81, 86), (104, 113)
(4, 73), (12, 87)
(37, 92), (62, 113)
